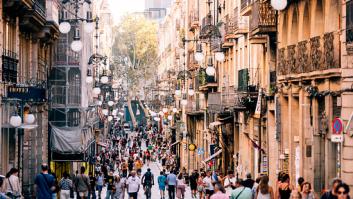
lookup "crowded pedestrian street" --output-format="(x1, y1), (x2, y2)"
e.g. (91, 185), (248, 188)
(1, 0), (353, 199)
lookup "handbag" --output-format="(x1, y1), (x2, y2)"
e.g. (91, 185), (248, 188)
(7, 179), (21, 198)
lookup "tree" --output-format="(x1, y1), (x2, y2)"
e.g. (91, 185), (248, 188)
(112, 15), (159, 127)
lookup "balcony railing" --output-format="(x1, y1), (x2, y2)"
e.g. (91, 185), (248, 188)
(347, 0), (353, 45)
(2, 48), (18, 83)
(208, 92), (247, 111)
(250, 0), (276, 35)
(278, 32), (340, 76)
(225, 14), (235, 35)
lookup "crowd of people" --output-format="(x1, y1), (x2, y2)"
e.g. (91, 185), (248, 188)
(0, 122), (352, 199)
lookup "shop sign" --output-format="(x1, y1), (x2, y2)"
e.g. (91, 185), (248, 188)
(7, 85), (46, 102)
(197, 148), (205, 155)
(188, 144), (197, 151)
(332, 117), (344, 143)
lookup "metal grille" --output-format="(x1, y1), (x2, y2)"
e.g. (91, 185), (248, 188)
(2, 48), (18, 83)
(238, 68), (249, 91)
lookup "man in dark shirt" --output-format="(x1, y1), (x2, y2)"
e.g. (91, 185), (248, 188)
(34, 164), (55, 199)
(105, 171), (115, 199)
(88, 172), (96, 199)
(242, 173), (255, 189)
(320, 178), (342, 199)
(189, 170), (199, 198)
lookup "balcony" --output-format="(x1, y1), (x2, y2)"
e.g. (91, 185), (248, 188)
(277, 32), (340, 80)
(347, 0), (353, 53)
(208, 92), (247, 112)
(198, 69), (217, 92)
(240, 0), (254, 16)
(19, 0), (46, 32)
(2, 48), (18, 83)
(249, 0), (276, 36)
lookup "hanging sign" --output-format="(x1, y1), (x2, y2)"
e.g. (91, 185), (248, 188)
(332, 117), (344, 143)
(197, 148), (205, 155)
(253, 88), (262, 118)
(188, 144), (197, 151)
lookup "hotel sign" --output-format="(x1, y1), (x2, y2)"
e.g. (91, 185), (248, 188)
(7, 86), (46, 102)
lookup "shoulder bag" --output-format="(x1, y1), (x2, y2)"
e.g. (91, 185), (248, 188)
(41, 173), (56, 192)
(7, 178), (21, 198)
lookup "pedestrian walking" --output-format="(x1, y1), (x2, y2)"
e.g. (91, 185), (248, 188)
(126, 171), (140, 199)
(189, 170), (199, 199)
(210, 183), (228, 199)
(158, 171), (167, 199)
(255, 175), (274, 199)
(59, 172), (73, 199)
(243, 173), (255, 189)
(297, 177), (305, 193)
(300, 182), (314, 199)
(96, 172), (104, 199)
(230, 179), (253, 199)
(74, 166), (91, 199)
(197, 172), (205, 199)
(320, 178), (342, 199)
(106, 171), (115, 199)
(335, 183), (350, 199)
(176, 174), (186, 199)
(88, 172), (96, 199)
(278, 174), (293, 199)
(1, 168), (21, 198)
(224, 171), (236, 197)
(113, 176), (124, 199)
(166, 170), (177, 199)
(34, 164), (55, 199)
(203, 171), (215, 199)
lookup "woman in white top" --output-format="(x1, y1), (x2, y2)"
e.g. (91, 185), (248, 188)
(1, 168), (21, 198)
(255, 175), (274, 199)
(176, 174), (186, 199)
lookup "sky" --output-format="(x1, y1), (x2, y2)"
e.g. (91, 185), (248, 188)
(107, 0), (145, 23)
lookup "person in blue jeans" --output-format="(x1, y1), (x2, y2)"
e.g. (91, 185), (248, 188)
(167, 170), (177, 199)
(96, 172), (104, 199)
(158, 171), (167, 199)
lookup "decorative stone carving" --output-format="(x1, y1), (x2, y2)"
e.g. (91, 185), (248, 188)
(310, 36), (322, 71)
(287, 45), (297, 74)
(323, 32), (337, 69)
(278, 48), (286, 75)
(296, 41), (308, 73)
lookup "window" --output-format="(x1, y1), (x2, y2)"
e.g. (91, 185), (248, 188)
(2, 20), (18, 83)
(238, 68), (249, 91)
(347, 0), (353, 43)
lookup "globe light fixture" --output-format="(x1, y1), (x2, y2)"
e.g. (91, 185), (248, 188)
(108, 116), (113, 121)
(167, 115), (173, 121)
(154, 117), (161, 122)
(10, 115), (22, 127)
(93, 87), (101, 95)
(108, 101), (114, 107)
(112, 109), (117, 116)
(59, 21), (71, 34)
(86, 69), (93, 83)
(71, 28), (83, 52)
(24, 113), (35, 124)
(215, 51), (225, 62)
(271, 0), (287, 10)
(188, 84), (194, 96)
(159, 111), (164, 116)
(100, 74), (109, 84)
(206, 66), (216, 76)
(172, 108), (178, 113)
(181, 99), (188, 106)
(162, 108), (168, 113)
(96, 100), (103, 106)
(175, 89), (181, 96)
(83, 12), (95, 33)
(194, 43), (204, 62)
(102, 109), (109, 116)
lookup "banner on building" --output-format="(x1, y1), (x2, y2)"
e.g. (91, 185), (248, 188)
(253, 88), (262, 118)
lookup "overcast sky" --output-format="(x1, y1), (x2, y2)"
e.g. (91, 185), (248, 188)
(108, 0), (145, 23)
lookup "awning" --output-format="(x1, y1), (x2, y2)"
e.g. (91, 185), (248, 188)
(202, 149), (223, 163)
(209, 121), (222, 129)
(170, 141), (180, 147)
(50, 125), (93, 154)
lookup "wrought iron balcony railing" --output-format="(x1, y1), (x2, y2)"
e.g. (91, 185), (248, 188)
(241, 0), (254, 14)
(250, 0), (276, 35)
(2, 48), (18, 83)
(278, 32), (340, 76)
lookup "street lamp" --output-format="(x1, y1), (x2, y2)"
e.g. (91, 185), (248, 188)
(100, 70), (109, 84)
(167, 115), (173, 121)
(10, 114), (22, 127)
(93, 82), (101, 95)
(181, 94), (188, 106)
(188, 84), (194, 96)
(194, 43), (204, 62)
(70, 28), (83, 52)
(271, 0), (287, 10)
(206, 57), (216, 76)
(86, 68), (93, 83)
(172, 108), (178, 113)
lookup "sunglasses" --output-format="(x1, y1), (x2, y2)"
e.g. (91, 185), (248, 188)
(337, 191), (348, 195)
